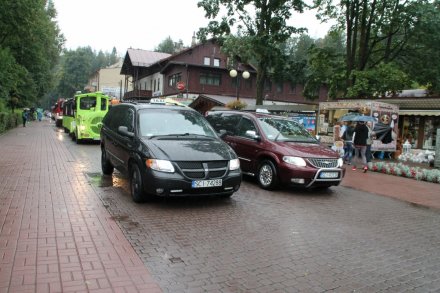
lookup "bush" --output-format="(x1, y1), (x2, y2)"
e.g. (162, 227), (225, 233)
(0, 112), (20, 134)
(226, 99), (247, 110)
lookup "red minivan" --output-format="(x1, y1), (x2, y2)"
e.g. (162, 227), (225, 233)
(206, 110), (345, 190)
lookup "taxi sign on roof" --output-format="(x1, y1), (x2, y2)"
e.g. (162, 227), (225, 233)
(150, 98), (166, 104)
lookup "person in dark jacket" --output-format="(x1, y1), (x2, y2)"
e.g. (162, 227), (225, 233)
(352, 121), (369, 172)
(342, 122), (354, 164)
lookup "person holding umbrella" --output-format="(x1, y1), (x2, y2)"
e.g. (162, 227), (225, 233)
(352, 120), (370, 172)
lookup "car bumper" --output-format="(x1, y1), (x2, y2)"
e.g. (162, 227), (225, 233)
(278, 163), (345, 188)
(142, 170), (242, 197)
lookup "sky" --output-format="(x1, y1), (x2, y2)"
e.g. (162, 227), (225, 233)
(52, 0), (333, 56)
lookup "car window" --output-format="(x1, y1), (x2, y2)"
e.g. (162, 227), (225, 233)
(237, 117), (258, 138)
(100, 97), (107, 111)
(206, 113), (241, 135)
(139, 109), (217, 138)
(107, 106), (129, 132)
(121, 109), (134, 132)
(258, 117), (317, 142)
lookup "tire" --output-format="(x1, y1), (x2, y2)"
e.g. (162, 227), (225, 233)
(101, 148), (114, 175)
(257, 160), (278, 190)
(130, 163), (145, 203)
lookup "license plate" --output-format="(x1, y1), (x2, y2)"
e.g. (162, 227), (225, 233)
(192, 179), (222, 188)
(319, 171), (339, 179)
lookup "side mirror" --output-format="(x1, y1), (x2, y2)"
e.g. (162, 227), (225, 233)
(218, 129), (227, 138)
(246, 130), (261, 141)
(118, 126), (134, 138)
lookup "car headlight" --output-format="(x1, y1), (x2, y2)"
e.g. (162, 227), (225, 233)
(283, 156), (307, 167)
(337, 158), (344, 167)
(79, 125), (86, 131)
(146, 159), (175, 173)
(229, 158), (240, 171)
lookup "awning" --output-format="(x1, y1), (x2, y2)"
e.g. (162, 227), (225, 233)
(399, 110), (440, 116)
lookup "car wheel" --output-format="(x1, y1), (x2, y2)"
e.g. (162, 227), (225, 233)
(130, 163), (145, 203)
(257, 160), (278, 190)
(101, 148), (114, 175)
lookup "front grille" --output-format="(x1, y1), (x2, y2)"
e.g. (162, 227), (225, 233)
(175, 161), (229, 179)
(307, 158), (339, 168)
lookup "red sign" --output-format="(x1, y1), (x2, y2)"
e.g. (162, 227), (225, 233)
(177, 81), (185, 91)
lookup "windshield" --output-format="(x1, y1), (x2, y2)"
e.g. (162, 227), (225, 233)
(139, 109), (218, 138)
(258, 117), (317, 143)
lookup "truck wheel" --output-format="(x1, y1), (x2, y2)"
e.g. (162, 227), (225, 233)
(101, 149), (114, 175)
(130, 163), (145, 203)
(257, 160), (278, 190)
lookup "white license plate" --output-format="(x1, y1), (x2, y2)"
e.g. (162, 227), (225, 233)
(319, 171), (339, 179)
(192, 179), (222, 188)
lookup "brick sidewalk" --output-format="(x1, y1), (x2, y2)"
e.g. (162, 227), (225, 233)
(341, 162), (440, 210)
(0, 121), (161, 292)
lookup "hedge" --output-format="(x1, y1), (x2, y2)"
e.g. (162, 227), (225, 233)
(0, 112), (21, 134)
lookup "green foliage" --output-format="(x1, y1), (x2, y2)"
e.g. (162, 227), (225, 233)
(315, 0), (440, 96)
(0, 112), (20, 133)
(155, 37), (184, 54)
(197, 0), (308, 105)
(346, 63), (410, 98)
(0, 0), (63, 108)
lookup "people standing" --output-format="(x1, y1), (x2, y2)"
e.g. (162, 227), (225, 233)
(342, 122), (354, 165)
(365, 121), (375, 168)
(352, 121), (369, 172)
(22, 109), (28, 127)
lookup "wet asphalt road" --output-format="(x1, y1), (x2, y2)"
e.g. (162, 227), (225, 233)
(67, 136), (440, 293)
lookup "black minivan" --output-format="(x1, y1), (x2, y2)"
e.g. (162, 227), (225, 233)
(100, 99), (242, 202)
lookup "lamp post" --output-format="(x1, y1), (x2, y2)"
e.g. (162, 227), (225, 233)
(229, 68), (250, 101)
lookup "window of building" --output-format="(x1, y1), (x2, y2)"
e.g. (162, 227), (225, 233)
(290, 83), (297, 94)
(150, 80), (153, 90)
(157, 79), (160, 92)
(204, 57), (210, 66)
(264, 80), (272, 91)
(213, 58), (220, 67)
(200, 73), (221, 86)
(168, 73), (182, 87)
(276, 82), (283, 93)
(153, 80), (157, 92)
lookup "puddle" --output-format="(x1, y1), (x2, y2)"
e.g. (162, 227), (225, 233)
(86, 172), (127, 188)
(86, 172), (114, 187)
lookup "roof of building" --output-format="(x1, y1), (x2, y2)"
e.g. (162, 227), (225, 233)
(126, 49), (171, 67)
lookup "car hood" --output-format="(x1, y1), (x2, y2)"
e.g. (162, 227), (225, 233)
(275, 141), (339, 158)
(141, 138), (236, 161)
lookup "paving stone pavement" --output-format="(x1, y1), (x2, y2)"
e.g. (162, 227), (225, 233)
(0, 121), (161, 292)
(2, 120), (440, 293)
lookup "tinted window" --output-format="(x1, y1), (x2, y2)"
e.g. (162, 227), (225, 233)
(106, 106), (131, 132)
(206, 113), (241, 135)
(139, 109), (217, 138)
(101, 97), (107, 111)
(237, 118), (258, 138)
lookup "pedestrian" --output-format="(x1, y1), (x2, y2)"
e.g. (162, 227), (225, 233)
(22, 109), (28, 127)
(352, 121), (369, 172)
(365, 121), (375, 168)
(342, 122), (354, 165)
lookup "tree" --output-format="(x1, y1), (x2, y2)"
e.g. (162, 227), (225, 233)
(155, 36), (184, 54)
(197, 0), (308, 105)
(0, 0), (63, 107)
(315, 0), (439, 96)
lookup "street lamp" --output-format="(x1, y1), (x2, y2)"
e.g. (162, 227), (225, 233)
(229, 68), (250, 101)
